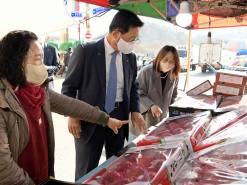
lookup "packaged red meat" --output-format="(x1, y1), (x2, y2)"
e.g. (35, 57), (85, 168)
(136, 111), (212, 152)
(207, 108), (247, 137)
(175, 140), (247, 185)
(215, 95), (247, 112)
(194, 110), (247, 152)
(189, 112), (212, 150)
(83, 142), (189, 185)
(170, 95), (221, 111)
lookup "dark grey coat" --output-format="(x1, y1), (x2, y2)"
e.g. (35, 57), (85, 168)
(137, 64), (178, 127)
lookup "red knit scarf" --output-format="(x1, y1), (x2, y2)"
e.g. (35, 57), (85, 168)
(15, 85), (49, 184)
(15, 85), (45, 119)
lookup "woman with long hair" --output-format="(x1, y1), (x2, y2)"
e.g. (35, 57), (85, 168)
(135, 45), (181, 132)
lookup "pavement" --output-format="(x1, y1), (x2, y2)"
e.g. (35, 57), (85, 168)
(52, 77), (106, 182)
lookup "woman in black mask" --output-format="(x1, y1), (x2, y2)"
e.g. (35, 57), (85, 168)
(133, 45), (181, 134)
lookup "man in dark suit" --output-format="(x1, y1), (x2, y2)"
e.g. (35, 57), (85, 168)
(61, 9), (147, 180)
(43, 43), (59, 89)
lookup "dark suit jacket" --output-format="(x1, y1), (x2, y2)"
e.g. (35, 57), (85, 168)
(44, 45), (59, 76)
(44, 44), (59, 66)
(61, 39), (140, 143)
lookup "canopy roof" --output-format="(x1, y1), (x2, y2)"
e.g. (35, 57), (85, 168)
(78, 0), (247, 29)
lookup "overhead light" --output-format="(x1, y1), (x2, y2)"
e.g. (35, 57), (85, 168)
(176, 1), (192, 28)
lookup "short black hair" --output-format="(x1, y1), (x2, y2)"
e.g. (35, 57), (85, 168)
(0, 30), (38, 86)
(109, 9), (144, 33)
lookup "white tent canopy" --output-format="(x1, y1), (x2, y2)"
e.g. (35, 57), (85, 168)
(0, 0), (76, 39)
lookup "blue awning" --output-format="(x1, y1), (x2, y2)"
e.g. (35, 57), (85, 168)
(237, 50), (247, 56)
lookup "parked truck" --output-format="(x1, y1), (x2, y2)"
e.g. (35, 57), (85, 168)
(198, 43), (222, 73)
(177, 45), (197, 72)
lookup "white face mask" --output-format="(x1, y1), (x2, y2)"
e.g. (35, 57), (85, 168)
(160, 62), (175, 73)
(117, 38), (135, 54)
(25, 64), (48, 86)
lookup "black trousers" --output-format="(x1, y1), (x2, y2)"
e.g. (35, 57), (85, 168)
(74, 102), (126, 181)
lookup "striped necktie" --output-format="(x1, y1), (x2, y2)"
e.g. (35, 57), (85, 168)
(105, 51), (117, 113)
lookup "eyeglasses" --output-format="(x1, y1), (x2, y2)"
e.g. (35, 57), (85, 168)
(130, 37), (140, 44)
(121, 36), (140, 44)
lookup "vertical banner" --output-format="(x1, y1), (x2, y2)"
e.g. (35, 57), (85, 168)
(64, 0), (84, 20)
(84, 3), (91, 40)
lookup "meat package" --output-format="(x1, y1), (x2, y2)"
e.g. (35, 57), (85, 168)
(82, 142), (189, 185)
(205, 107), (247, 136)
(170, 95), (221, 111)
(175, 139), (247, 184)
(195, 108), (247, 152)
(136, 111), (212, 152)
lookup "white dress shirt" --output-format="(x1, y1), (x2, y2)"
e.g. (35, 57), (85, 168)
(104, 37), (124, 102)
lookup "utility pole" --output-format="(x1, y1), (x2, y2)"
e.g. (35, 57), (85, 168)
(85, 3), (92, 40)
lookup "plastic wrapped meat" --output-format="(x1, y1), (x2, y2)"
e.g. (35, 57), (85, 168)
(195, 109), (247, 152)
(206, 108), (247, 137)
(170, 95), (221, 111)
(175, 140), (247, 184)
(137, 111), (211, 148)
(82, 144), (180, 185)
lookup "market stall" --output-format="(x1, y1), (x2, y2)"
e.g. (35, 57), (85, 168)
(56, 1), (247, 184)
(77, 0), (247, 29)
(75, 106), (247, 184)
(67, 68), (247, 185)
(1, 1), (247, 185)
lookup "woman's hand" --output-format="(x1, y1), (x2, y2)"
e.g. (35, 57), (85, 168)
(131, 112), (148, 133)
(150, 105), (163, 118)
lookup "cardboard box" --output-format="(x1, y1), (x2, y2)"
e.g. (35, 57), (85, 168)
(215, 95), (247, 112)
(245, 81), (247, 94)
(213, 83), (245, 96)
(186, 80), (213, 96)
(216, 70), (247, 87)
